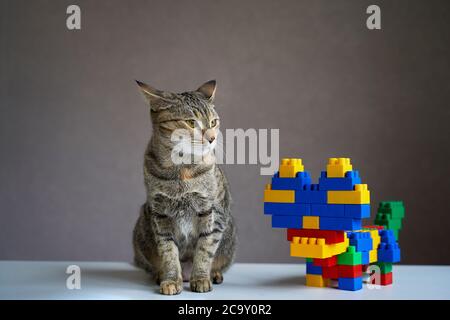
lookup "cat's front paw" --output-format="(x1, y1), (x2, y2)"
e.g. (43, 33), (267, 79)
(212, 271), (223, 284)
(190, 278), (213, 293)
(160, 280), (182, 295)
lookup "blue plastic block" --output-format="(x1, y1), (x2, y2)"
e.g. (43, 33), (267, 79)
(318, 171), (361, 191)
(306, 262), (323, 275)
(338, 277), (363, 291)
(348, 232), (373, 252)
(264, 203), (311, 216)
(378, 243), (401, 263)
(319, 217), (362, 231)
(345, 204), (371, 219)
(271, 215), (302, 229)
(271, 171), (312, 191)
(311, 204), (345, 217)
(379, 229), (396, 244)
(295, 184), (327, 204)
(361, 251), (369, 264)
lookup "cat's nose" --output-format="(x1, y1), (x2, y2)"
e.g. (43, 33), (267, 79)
(208, 136), (216, 143)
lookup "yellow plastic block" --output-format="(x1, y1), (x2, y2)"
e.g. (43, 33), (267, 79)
(326, 158), (353, 178)
(327, 184), (370, 204)
(367, 229), (381, 250)
(290, 234), (349, 259)
(303, 216), (320, 229)
(369, 249), (378, 263)
(306, 274), (330, 288)
(279, 158), (304, 178)
(263, 184), (295, 203)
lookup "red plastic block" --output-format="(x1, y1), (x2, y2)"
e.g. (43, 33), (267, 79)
(287, 229), (345, 244)
(313, 256), (337, 267)
(380, 272), (393, 285)
(367, 271), (393, 285)
(322, 265), (339, 279)
(362, 264), (369, 272)
(338, 265), (362, 278)
(364, 225), (384, 230)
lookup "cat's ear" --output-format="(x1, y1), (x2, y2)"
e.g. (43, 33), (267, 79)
(196, 80), (216, 102)
(135, 80), (176, 111)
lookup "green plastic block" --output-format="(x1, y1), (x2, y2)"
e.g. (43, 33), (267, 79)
(337, 246), (362, 266)
(378, 201), (405, 218)
(375, 214), (402, 230)
(376, 262), (393, 274)
(305, 258), (313, 262)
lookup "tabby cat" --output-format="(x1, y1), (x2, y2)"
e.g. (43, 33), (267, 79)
(132, 80), (237, 295)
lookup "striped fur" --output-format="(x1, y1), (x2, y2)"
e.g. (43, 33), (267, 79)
(132, 80), (236, 295)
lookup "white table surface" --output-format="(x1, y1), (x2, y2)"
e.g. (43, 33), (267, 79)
(0, 261), (449, 300)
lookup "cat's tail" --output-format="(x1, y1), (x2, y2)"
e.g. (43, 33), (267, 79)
(373, 201), (405, 242)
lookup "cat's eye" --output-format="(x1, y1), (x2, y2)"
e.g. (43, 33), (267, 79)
(186, 120), (197, 128)
(211, 119), (219, 127)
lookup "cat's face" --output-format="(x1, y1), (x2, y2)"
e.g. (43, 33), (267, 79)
(136, 80), (220, 162)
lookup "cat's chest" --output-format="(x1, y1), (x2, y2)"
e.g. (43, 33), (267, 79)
(151, 190), (214, 217)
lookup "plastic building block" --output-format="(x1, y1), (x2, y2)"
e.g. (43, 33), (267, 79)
(272, 215), (302, 229)
(327, 184), (370, 204)
(318, 170), (361, 191)
(380, 272), (393, 285)
(306, 274), (329, 287)
(313, 256), (337, 267)
(326, 158), (353, 178)
(368, 272), (393, 286)
(271, 171), (312, 191)
(379, 229), (396, 244)
(369, 249), (378, 263)
(378, 201), (405, 218)
(263, 157), (404, 292)
(375, 201), (405, 241)
(322, 265), (339, 279)
(319, 217), (362, 231)
(295, 184), (327, 204)
(311, 204), (345, 217)
(287, 229), (345, 244)
(338, 265), (362, 278)
(264, 184), (295, 203)
(364, 229), (381, 250)
(290, 234), (349, 259)
(337, 246), (362, 265)
(378, 243), (401, 263)
(361, 251), (369, 264)
(375, 214), (402, 231)
(364, 225), (384, 230)
(376, 262), (393, 274)
(306, 262), (323, 275)
(348, 232), (373, 252)
(264, 203), (311, 216)
(345, 204), (370, 219)
(303, 216), (320, 229)
(338, 277), (363, 291)
(279, 158), (304, 178)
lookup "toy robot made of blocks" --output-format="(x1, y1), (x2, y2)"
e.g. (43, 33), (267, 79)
(263, 158), (405, 291)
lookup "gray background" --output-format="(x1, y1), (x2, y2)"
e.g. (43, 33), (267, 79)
(1, 0), (449, 265)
